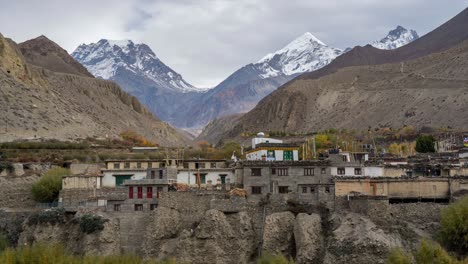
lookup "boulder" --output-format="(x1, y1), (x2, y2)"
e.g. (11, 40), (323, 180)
(12, 163), (24, 176)
(294, 213), (323, 264)
(262, 211), (295, 256)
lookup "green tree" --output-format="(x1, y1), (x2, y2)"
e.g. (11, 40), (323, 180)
(415, 135), (436, 153)
(31, 167), (70, 203)
(439, 196), (468, 255)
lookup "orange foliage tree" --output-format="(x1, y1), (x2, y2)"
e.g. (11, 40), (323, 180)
(120, 130), (157, 147)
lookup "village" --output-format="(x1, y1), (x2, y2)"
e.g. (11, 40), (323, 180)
(55, 132), (468, 213)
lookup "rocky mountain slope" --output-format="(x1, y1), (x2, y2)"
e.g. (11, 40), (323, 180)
(19, 36), (93, 78)
(213, 8), (468, 140)
(371, 26), (419, 50)
(0, 34), (189, 146)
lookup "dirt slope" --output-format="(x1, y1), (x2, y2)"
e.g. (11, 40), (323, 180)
(0, 33), (189, 146)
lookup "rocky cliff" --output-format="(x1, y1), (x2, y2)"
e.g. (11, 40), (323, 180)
(12, 193), (450, 264)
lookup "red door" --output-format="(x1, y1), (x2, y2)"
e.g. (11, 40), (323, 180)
(137, 187), (143, 199)
(129, 187), (134, 199)
(147, 187), (153, 199)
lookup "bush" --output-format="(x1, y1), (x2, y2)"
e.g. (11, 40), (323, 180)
(27, 208), (67, 226)
(414, 240), (461, 264)
(439, 196), (468, 255)
(0, 162), (13, 173)
(0, 242), (176, 264)
(387, 248), (411, 264)
(0, 233), (9, 253)
(415, 135), (436, 153)
(31, 167), (70, 203)
(78, 214), (106, 234)
(257, 253), (295, 264)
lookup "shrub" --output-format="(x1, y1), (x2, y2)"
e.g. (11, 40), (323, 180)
(0, 162), (13, 173)
(78, 214), (106, 234)
(387, 248), (411, 264)
(31, 167), (70, 203)
(415, 135), (436, 153)
(257, 253), (295, 264)
(439, 196), (468, 255)
(0, 242), (176, 263)
(27, 208), (67, 226)
(0, 233), (8, 253)
(414, 240), (460, 264)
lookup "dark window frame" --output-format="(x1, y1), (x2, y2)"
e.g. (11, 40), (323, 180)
(278, 186), (289, 193)
(304, 168), (315, 176)
(277, 168), (288, 176)
(251, 186), (262, 194)
(251, 168), (262, 176)
(337, 167), (345, 175)
(354, 168), (362, 175)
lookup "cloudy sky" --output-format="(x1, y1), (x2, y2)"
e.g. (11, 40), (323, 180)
(0, 0), (467, 87)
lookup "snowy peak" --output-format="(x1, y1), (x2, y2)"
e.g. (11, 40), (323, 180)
(72, 39), (200, 93)
(371, 26), (419, 50)
(256, 32), (343, 78)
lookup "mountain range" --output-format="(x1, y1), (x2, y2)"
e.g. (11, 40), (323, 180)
(73, 26), (417, 132)
(211, 7), (468, 144)
(0, 34), (189, 145)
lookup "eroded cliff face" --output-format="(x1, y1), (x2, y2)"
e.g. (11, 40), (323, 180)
(14, 196), (447, 264)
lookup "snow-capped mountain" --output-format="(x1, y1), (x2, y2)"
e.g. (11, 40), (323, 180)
(72, 39), (200, 93)
(255, 32), (343, 78)
(173, 32), (344, 129)
(371, 26), (419, 50)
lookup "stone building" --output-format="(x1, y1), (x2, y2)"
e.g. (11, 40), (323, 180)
(239, 160), (334, 204)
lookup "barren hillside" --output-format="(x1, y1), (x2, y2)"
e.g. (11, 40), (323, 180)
(222, 40), (468, 138)
(0, 33), (189, 146)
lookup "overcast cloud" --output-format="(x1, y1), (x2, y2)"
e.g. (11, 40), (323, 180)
(0, 0), (467, 87)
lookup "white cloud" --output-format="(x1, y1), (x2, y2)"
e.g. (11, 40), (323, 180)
(0, 0), (466, 87)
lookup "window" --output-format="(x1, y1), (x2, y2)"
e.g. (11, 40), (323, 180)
(279, 186), (289, 193)
(114, 163), (120, 169)
(251, 168), (262, 176)
(311, 187), (315, 193)
(160, 162), (166, 168)
(301, 187), (307, 193)
(134, 204), (143, 211)
(337, 168), (345, 175)
(210, 162), (217, 168)
(128, 187), (133, 199)
(325, 187), (330, 193)
(251, 186), (262, 194)
(148, 162), (152, 168)
(342, 155), (347, 162)
(137, 162), (141, 169)
(277, 168), (288, 176)
(116, 175), (132, 186)
(137, 187), (143, 199)
(150, 204), (158, 210)
(271, 168), (276, 175)
(124, 162), (130, 169)
(354, 168), (362, 175)
(183, 162), (189, 169)
(321, 168), (326, 174)
(150, 170), (156, 179)
(147, 187), (153, 199)
(304, 168), (314, 176)
(159, 170), (164, 179)
(113, 204), (121, 211)
(283, 150), (293, 161)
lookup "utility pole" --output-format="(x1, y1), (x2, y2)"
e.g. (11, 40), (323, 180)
(312, 136), (316, 159)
